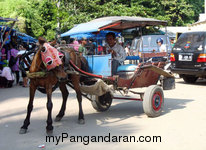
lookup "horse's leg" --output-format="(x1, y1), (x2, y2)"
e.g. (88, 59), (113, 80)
(72, 76), (85, 124)
(46, 86), (54, 135)
(19, 83), (36, 134)
(55, 83), (69, 121)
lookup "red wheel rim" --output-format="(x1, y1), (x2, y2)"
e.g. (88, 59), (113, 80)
(152, 91), (162, 111)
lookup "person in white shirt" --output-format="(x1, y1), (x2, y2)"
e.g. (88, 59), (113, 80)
(105, 32), (126, 75)
(156, 38), (166, 52)
(0, 66), (14, 88)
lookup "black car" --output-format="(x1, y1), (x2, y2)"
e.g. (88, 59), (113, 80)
(170, 31), (206, 83)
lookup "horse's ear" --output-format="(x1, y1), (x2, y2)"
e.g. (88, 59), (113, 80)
(50, 40), (57, 47)
(38, 37), (47, 45)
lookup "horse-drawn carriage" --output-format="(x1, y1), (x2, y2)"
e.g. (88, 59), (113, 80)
(19, 16), (175, 134)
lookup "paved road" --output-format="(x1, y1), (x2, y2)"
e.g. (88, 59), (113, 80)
(0, 78), (206, 150)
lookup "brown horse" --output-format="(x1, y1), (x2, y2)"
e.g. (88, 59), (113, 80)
(19, 37), (86, 135)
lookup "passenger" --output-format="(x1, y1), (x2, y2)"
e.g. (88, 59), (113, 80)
(78, 37), (87, 56)
(105, 32), (126, 75)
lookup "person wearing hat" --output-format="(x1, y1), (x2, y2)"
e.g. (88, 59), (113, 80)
(156, 38), (166, 52)
(78, 37), (87, 56)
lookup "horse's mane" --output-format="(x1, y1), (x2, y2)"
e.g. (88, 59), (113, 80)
(29, 50), (44, 73)
(29, 37), (47, 73)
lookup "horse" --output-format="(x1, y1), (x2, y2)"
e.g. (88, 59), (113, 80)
(19, 37), (86, 135)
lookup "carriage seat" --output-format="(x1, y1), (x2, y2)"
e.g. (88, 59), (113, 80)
(116, 64), (138, 79)
(117, 64), (137, 72)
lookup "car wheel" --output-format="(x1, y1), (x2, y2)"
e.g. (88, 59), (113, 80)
(182, 75), (198, 83)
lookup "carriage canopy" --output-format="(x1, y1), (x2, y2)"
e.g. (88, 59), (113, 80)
(61, 16), (167, 37)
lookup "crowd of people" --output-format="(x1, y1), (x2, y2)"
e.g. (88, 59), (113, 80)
(0, 31), (35, 88)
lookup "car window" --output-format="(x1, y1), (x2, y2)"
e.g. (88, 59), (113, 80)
(174, 32), (205, 51)
(131, 35), (171, 53)
(142, 35), (171, 52)
(131, 38), (137, 51)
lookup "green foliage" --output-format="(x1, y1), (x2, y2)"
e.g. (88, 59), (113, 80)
(0, 0), (204, 40)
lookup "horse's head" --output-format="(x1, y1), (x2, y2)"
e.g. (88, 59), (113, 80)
(38, 37), (67, 80)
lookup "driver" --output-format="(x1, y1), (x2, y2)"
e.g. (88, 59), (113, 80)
(156, 38), (166, 52)
(105, 32), (126, 75)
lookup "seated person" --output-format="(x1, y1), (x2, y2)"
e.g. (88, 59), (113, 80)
(0, 65), (14, 88)
(105, 32), (126, 75)
(156, 38), (166, 52)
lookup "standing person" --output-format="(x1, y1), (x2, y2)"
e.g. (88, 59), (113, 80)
(105, 32), (126, 75)
(85, 38), (95, 55)
(78, 37), (87, 56)
(18, 45), (28, 87)
(170, 38), (175, 48)
(8, 43), (20, 85)
(73, 39), (80, 51)
(156, 38), (166, 52)
(125, 43), (130, 56)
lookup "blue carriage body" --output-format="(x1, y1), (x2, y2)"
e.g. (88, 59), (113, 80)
(84, 54), (112, 76)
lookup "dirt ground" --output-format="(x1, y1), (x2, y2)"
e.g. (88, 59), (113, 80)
(0, 78), (206, 150)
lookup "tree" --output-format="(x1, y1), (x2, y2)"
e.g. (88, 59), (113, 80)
(0, 0), (204, 40)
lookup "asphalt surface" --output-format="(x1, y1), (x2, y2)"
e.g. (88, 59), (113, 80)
(0, 78), (206, 150)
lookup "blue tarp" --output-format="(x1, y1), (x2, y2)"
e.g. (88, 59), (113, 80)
(61, 20), (112, 37)
(17, 32), (37, 43)
(0, 26), (37, 43)
(70, 30), (121, 40)
(0, 17), (18, 22)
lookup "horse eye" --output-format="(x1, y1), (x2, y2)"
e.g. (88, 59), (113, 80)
(59, 55), (63, 59)
(47, 60), (53, 65)
(58, 53), (64, 59)
(42, 47), (47, 53)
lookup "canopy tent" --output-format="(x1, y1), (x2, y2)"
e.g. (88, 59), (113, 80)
(61, 16), (167, 37)
(0, 17), (18, 51)
(0, 25), (16, 35)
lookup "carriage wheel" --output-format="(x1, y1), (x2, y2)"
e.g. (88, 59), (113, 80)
(143, 85), (164, 117)
(91, 92), (113, 112)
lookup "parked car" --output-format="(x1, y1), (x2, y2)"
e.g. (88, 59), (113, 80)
(170, 31), (206, 83)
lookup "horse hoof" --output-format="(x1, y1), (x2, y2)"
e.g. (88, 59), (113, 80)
(19, 128), (27, 134)
(46, 130), (53, 136)
(78, 119), (85, 124)
(55, 116), (62, 122)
